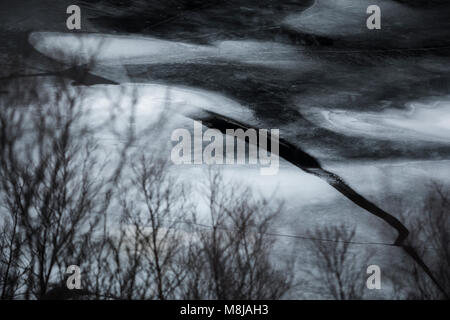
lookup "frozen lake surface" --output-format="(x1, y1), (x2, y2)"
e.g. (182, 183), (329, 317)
(1, 0), (449, 299)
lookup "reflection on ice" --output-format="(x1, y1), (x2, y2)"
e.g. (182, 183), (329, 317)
(170, 158), (450, 244)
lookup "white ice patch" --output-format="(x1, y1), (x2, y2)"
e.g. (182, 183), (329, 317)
(302, 100), (450, 143)
(70, 83), (256, 150)
(29, 32), (304, 68)
(14, 77), (256, 154)
(83, 83), (254, 124)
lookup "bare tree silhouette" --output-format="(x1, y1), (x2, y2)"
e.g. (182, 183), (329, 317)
(83, 155), (191, 300)
(299, 224), (371, 300)
(182, 168), (294, 300)
(0, 58), (135, 299)
(390, 183), (450, 299)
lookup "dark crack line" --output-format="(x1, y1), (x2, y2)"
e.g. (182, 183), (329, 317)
(190, 108), (449, 298)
